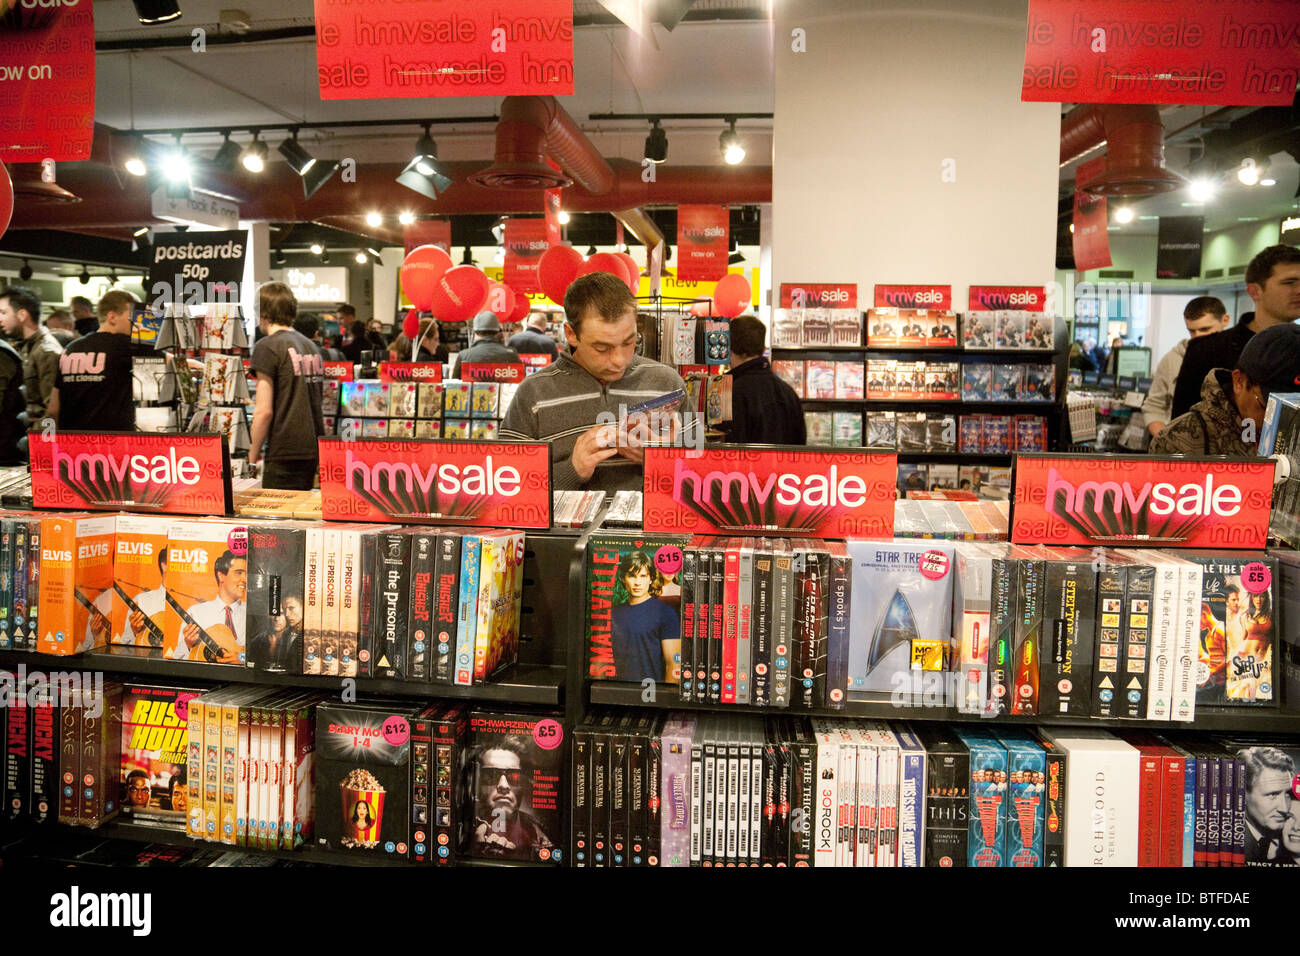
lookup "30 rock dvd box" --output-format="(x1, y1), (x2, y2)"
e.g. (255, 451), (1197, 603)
(462, 711), (564, 864)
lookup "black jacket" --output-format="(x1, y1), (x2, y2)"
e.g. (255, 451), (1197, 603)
(719, 357), (806, 446)
(1170, 314), (1255, 420)
(452, 338), (522, 379)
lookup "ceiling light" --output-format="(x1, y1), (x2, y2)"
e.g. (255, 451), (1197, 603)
(18, 261), (32, 281)
(490, 218), (507, 244)
(720, 120), (745, 165)
(399, 211), (415, 226)
(365, 211), (383, 228)
(366, 248), (384, 263)
(585, 245), (598, 256)
(1188, 178), (1216, 203)
(122, 137), (149, 177)
(1260, 178), (1277, 187)
(310, 243), (324, 256)
(644, 119), (668, 164)
(396, 127), (453, 201)
(1068, 223), (1075, 233)
(211, 132), (242, 171)
(241, 137), (268, 173)
(321, 251), (330, 264)
(461, 246), (476, 266)
(133, 226), (149, 237)
(132, 0), (181, 25)
(279, 132), (339, 199)
(78, 267), (90, 284)
(160, 144), (191, 184)
(110, 273), (120, 285)
(355, 251), (368, 265)
(558, 210), (570, 225)
(1114, 206), (1134, 224)
(1236, 158), (1264, 186)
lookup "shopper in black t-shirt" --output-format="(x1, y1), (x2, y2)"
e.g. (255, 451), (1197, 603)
(249, 282), (325, 491)
(46, 290), (136, 432)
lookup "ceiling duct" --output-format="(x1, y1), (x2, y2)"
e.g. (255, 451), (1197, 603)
(1060, 104), (1183, 196)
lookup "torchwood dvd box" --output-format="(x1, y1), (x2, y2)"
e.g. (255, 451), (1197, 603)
(461, 711), (564, 864)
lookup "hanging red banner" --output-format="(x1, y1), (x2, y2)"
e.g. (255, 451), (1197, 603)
(677, 205), (729, 282)
(544, 188), (562, 246)
(314, 0), (573, 100)
(1072, 157), (1112, 273)
(503, 219), (550, 293)
(1022, 0), (1299, 107)
(0, 4), (95, 162)
(403, 220), (452, 257)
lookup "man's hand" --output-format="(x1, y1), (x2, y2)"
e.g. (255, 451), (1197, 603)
(182, 621), (200, 650)
(129, 609), (146, 636)
(570, 424), (620, 481)
(90, 614), (110, 641)
(1148, 421), (1165, 439)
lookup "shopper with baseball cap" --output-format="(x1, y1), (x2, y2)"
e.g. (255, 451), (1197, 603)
(451, 311), (521, 379)
(1150, 323), (1300, 457)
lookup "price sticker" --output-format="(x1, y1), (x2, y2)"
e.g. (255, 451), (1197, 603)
(1241, 561), (1271, 595)
(382, 716), (410, 747)
(533, 718), (564, 751)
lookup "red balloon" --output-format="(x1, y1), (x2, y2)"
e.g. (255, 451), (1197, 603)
(614, 252), (640, 293)
(713, 273), (752, 318)
(506, 286), (531, 324)
(486, 281), (515, 321)
(431, 266), (489, 322)
(401, 308), (420, 339)
(0, 161), (11, 241)
(400, 244), (452, 311)
(581, 252), (628, 282)
(537, 245), (584, 305)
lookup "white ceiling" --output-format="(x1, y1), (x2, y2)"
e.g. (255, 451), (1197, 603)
(90, 0), (775, 166)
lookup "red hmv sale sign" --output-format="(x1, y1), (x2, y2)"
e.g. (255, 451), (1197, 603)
(676, 205), (729, 282)
(968, 285), (1047, 312)
(30, 432), (232, 516)
(874, 285), (952, 310)
(1011, 454), (1275, 549)
(1022, 0), (1299, 106)
(503, 219), (550, 293)
(314, 0), (573, 99)
(319, 439), (551, 529)
(459, 363), (526, 383)
(0, 3), (95, 162)
(778, 283), (857, 309)
(378, 362), (443, 382)
(643, 447), (897, 538)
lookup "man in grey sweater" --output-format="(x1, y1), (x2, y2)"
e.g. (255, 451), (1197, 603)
(501, 271), (689, 491)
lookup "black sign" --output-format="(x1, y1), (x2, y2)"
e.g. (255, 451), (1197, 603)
(1283, 215), (1300, 248)
(1155, 216), (1204, 279)
(145, 229), (248, 307)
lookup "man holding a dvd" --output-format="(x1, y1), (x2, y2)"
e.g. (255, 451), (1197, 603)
(501, 271), (693, 491)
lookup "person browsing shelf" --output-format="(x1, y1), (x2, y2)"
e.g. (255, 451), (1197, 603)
(1143, 296), (1228, 438)
(500, 271), (695, 491)
(1149, 323), (1300, 457)
(507, 312), (560, 361)
(249, 282), (325, 491)
(717, 314), (805, 446)
(1170, 245), (1300, 419)
(46, 290), (136, 432)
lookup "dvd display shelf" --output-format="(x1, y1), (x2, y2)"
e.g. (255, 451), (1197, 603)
(585, 682), (1300, 734)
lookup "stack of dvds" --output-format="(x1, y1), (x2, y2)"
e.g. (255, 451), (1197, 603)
(866, 308), (959, 348)
(866, 359), (961, 400)
(957, 413), (1048, 453)
(961, 312), (1058, 350)
(770, 307), (861, 348)
(773, 359), (864, 400)
(893, 496), (1011, 539)
(961, 361), (1056, 402)
(337, 376), (517, 441)
(248, 523), (525, 685)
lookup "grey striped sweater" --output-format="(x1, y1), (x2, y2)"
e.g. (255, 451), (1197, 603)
(499, 351), (689, 491)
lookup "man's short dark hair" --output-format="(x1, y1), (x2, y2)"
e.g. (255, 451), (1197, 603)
(473, 734), (530, 768)
(97, 290), (136, 318)
(1243, 746), (1295, 793)
(0, 286), (40, 324)
(337, 303), (357, 318)
(70, 295), (93, 312)
(157, 547), (168, 574)
(214, 549), (238, 579)
(293, 313), (320, 340)
(260, 282), (297, 327)
(563, 272), (636, 334)
(1245, 244), (1300, 288)
(1184, 296), (1226, 321)
(729, 315), (766, 357)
